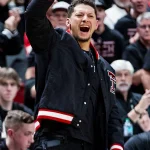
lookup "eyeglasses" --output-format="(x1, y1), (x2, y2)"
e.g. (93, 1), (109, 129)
(139, 25), (150, 29)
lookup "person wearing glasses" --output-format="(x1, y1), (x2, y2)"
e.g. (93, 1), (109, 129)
(123, 12), (150, 94)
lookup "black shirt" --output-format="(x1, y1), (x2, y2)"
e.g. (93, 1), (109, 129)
(115, 14), (136, 45)
(0, 140), (8, 150)
(123, 40), (150, 72)
(92, 25), (125, 64)
(125, 131), (150, 150)
(0, 102), (33, 122)
(123, 40), (150, 94)
(116, 91), (143, 140)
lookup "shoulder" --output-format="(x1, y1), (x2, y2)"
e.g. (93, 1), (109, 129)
(131, 92), (142, 102)
(100, 56), (115, 74)
(116, 15), (131, 25)
(125, 43), (138, 51)
(13, 102), (33, 115)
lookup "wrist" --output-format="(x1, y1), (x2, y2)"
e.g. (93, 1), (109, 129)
(2, 28), (18, 39)
(134, 106), (143, 118)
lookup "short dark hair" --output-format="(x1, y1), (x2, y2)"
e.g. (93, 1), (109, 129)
(4, 110), (34, 132)
(68, 0), (97, 17)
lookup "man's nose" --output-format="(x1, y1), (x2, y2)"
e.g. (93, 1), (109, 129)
(82, 15), (88, 22)
(121, 75), (126, 80)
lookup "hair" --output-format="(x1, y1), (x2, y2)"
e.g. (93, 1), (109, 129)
(4, 110), (34, 132)
(68, 0), (97, 17)
(0, 67), (20, 87)
(111, 60), (134, 74)
(137, 12), (150, 26)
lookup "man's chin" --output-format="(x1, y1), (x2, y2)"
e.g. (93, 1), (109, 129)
(117, 85), (130, 92)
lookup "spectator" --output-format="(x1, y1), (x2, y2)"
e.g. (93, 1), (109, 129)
(111, 60), (150, 141)
(25, 0), (124, 149)
(0, 67), (33, 123)
(123, 12), (150, 94)
(92, 0), (125, 64)
(0, 110), (34, 150)
(104, 0), (131, 29)
(0, 9), (22, 67)
(115, 0), (147, 45)
(46, 1), (69, 30)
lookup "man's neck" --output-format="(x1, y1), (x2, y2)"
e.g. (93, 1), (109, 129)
(6, 138), (17, 150)
(0, 99), (13, 111)
(78, 40), (91, 51)
(95, 24), (105, 34)
(121, 91), (128, 101)
(140, 38), (150, 49)
(131, 9), (145, 19)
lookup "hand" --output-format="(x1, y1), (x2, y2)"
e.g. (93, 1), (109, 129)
(135, 89), (150, 113)
(31, 85), (36, 98)
(4, 9), (21, 31)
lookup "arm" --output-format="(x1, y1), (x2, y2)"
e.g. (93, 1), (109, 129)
(0, 10), (22, 55)
(108, 100), (124, 150)
(25, 0), (57, 53)
(128, 90), (150, 123)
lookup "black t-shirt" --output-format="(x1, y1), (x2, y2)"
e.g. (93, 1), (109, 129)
(125, 132), (150, 150)
(0, 140), (8, 150)
(92, 25), (125, 64)
(115, 14), (136, 45)
(0, 102), (33, 122)
(116, 91), (143, 141)
(123, 40), (150, 94)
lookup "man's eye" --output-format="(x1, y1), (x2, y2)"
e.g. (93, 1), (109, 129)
(76, 14), (83, 17)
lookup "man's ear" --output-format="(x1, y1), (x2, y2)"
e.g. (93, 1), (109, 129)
(66, 18), (71, 29)
(7, 129), (14, 137)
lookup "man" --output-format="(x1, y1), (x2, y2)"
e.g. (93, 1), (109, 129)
(25, 0), (124, 149)
(0, 110), (34, 150)
(0, 67), (33, 123)
(123, 12), (150, 93)
(104, 0), (131, 29)
(115, 0), (148, 45)
(92, 0), (125, 64)
(111, 60), (150, 140)
(46, 1), (69, 29)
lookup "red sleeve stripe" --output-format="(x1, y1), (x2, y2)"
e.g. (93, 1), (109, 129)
(110, 145), (123, 150)
(35, 121), (40, 131)
(37, 109), (74, 124)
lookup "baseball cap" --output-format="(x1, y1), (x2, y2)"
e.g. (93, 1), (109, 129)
(95, 0), (107, 9)
(52, 1), (70, 12)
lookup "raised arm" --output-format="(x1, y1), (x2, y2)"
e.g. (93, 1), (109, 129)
(25, 0), (57, 53)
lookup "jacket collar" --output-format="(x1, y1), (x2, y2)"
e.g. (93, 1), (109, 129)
(66, 29), (100, 60)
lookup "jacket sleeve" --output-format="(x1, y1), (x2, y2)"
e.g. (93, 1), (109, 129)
(108, 98), (124, 150)
(25, 0), (57, 53)
(0, 30), (22, 55)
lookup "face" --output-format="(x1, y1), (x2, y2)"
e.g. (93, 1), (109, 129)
(96, 6), (106, 29)
(12, 123), (34, 150)
(0, 79), (19, 102)
(67, 4), (98, 42)
(138, 112), (150, 131)
(116, 70), (132, 92)
(131, 0), (147, 14)
(53, 10), (68, 30)
(138, 19), (150, 41)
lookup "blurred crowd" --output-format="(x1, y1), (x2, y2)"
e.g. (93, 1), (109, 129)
(0, 0), (150, 149)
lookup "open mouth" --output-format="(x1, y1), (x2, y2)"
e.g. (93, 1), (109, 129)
(80, 26), (90, 32)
